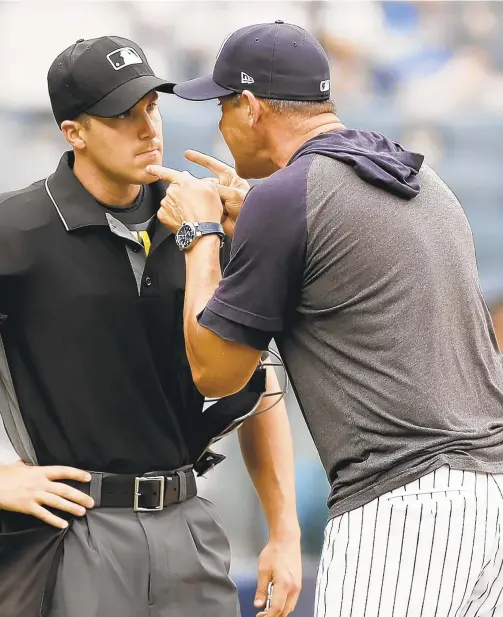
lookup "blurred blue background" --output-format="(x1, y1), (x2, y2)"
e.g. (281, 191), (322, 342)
(1, 2), (502, 615)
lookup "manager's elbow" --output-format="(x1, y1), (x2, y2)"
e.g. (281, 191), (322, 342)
(192, 368), (244, 399)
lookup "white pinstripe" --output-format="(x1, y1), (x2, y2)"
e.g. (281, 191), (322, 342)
(315, 466), (503, 617)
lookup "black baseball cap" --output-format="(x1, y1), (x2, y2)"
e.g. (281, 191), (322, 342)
(174, 21), (331, 102)
(48, 36), (175, 126)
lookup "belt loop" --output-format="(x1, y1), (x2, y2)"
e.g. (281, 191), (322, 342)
(175, 470), (187, 503)
(90, 472), (103, 507)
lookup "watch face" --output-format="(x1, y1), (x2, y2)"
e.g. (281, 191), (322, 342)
(176, 222), (196, 250)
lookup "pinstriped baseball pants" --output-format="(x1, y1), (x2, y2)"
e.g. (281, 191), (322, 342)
(315, 466), (503, 617)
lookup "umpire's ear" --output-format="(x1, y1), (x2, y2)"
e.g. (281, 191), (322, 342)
(61, 117), (89, 151)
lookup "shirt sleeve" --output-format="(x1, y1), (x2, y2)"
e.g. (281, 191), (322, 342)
(198, 156), (312, 350)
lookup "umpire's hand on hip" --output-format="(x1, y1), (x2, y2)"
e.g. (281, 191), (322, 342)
(0, 460), (94, 528)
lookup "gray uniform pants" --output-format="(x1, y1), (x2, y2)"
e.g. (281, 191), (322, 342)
(48, 496), (241, 617)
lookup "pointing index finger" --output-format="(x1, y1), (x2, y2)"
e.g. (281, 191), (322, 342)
(146, 165), (184, 184)
(184, 150), (235, 177)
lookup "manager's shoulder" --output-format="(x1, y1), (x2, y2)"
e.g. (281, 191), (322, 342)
(247, 156), (313, 207)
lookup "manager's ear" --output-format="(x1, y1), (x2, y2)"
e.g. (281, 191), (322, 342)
(241, 90), (262, 128)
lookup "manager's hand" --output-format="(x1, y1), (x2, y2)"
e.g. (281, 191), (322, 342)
(146, 165), (225, 235)
(0, 460), (94, 528)
(184, 150), (249, 237)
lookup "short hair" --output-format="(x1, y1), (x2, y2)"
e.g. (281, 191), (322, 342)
(75, 113), (91, 129)
(225, 93), (336, 117)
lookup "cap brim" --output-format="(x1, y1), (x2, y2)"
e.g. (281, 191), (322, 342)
(173, 75), (235, 101)
(86, 75), (175, 118)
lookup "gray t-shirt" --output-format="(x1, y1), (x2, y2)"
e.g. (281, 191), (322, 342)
(199, 129), (503, 518)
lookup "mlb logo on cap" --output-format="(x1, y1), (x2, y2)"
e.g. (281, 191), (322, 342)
(107, 47), (143, 71)
(48, 36), (174, 126)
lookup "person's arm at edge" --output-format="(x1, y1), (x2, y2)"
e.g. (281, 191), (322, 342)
(239, 365), (302, 614)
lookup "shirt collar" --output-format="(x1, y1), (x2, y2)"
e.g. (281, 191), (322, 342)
(45, 151), (168, 232)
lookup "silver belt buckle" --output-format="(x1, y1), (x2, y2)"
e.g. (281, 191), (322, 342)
(133, 476), (165, 511)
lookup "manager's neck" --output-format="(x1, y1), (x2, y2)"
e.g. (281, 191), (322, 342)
(269, 113), (345, 171)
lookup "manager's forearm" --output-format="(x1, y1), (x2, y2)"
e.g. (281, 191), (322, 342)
(239, 367), (301, 542)
(183, 236), (222, 376)
(183, 236), (261, 397)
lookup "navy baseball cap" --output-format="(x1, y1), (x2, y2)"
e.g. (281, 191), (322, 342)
(48, 36), (175, 126)
(174, 21), (331, 102)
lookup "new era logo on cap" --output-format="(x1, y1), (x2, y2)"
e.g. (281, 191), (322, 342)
(107, 47), (143, 71)
(241, 72), (255, 85)
(173, 22), (331, 103)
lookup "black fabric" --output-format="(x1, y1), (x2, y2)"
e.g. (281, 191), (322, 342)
(0, 511), (72, 617)
(0, 154), (269, 473)
(0, 154), (190, 473)
(0, 157), (189, 472)
(194, 450), (227, 476)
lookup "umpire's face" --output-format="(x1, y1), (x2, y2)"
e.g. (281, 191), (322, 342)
(66, 91), (163, 185)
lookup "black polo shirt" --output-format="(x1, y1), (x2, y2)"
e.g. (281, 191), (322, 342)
(0, 152), (204, 473)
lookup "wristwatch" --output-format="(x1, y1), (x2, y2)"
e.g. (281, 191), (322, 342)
(175, 222), (225, 251)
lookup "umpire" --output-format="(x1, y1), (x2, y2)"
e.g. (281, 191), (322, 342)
(150, 21), (503, 617)
(0, 36), (301, 617)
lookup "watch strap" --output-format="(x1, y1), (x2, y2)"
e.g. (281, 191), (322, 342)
(196, 222), (225, 237)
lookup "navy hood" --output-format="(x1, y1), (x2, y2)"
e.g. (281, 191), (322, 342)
(289, 129), (424, 199)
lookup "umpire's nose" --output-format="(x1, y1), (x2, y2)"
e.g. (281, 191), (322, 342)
(139, 111), (157, 141)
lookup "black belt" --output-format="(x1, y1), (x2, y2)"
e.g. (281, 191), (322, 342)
(67, 468), (197, 512)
